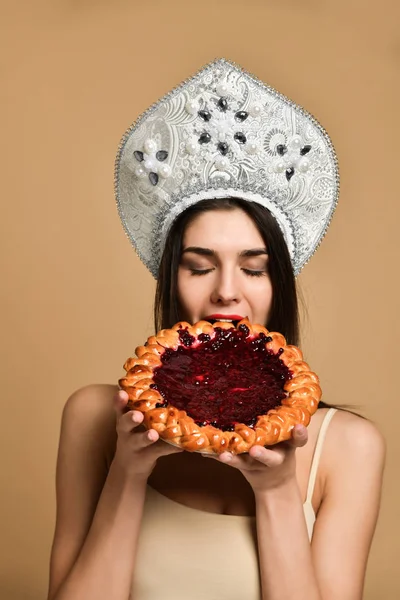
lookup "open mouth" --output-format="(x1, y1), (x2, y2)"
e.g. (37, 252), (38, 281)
(208, 318), (238, 326)
(204, 315), (245, 327)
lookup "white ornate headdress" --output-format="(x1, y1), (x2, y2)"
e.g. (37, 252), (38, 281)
(115, 58), (339, 277)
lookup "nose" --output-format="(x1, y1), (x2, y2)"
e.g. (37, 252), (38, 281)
(210, 268), (242, 305)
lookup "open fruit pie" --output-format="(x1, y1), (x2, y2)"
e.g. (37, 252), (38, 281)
(118, 319), (322, 454)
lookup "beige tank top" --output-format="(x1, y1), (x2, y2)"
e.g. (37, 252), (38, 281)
(131, 408), (337, 600)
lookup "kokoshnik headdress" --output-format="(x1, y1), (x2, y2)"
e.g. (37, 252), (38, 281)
(115, 58), (339, 277)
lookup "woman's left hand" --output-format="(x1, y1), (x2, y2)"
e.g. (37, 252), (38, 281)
(203, 424), (308, 493)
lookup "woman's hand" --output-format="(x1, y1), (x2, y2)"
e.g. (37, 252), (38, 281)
(112, 389), (183, 481)
(204, 425), (308, 494)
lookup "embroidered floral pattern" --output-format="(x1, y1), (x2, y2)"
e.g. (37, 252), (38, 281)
(273, 135), (313, 181)
(132, 139), (171, 186)
(115, 58), (339, 280)
(185, 94), (261, 170)
(196, 96), (251, 156)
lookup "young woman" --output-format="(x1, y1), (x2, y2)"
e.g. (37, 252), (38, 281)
(47, 60), (386, 600)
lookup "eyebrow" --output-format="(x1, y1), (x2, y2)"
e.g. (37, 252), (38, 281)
(181, 246), (268, 258)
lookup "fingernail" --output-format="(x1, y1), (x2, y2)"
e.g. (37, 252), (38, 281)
(220, 453), (232, 462)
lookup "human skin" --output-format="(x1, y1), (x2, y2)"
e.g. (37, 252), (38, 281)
(47, 390), (182, 600)
(176, 207), (308, 482)
(48, 207), (386, 600)
(177, 207), (273, 327)
(176, 208), (320, 597)
(176, 207), (385, 599)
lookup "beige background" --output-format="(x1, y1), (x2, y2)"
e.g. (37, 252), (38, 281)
(1, 0), (399, 598)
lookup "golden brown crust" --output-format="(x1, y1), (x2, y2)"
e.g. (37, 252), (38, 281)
(118, 318), (322, 454)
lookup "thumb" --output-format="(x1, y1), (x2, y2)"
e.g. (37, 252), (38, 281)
(288, 424), (308, 448)
(153, 438), (185, 457)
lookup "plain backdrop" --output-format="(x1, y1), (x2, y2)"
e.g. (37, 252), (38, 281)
(1, 0), (399, 598)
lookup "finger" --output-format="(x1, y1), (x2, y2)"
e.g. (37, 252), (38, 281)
(152, 439), (185, 457)
(114, 389), (129, 415)
(217, 451), (246, 468)
(130, 425), (161, 449)
(116, 409), (144, 434)
(119, 427), (162, 452)
(117, 388), (129, 401)
(248, 445), (287, 467)
(287, 424), (308, 448)
(141, 428), (160, 446)
(217, 446), (285, 468)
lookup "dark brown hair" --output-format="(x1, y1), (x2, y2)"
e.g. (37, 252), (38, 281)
(155, 197), (299, 343)
(153, 197), (363, 416)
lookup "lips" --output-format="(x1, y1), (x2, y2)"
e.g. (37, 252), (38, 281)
(203, 314), (246, 322)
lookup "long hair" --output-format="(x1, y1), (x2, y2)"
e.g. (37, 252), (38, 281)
(153, 197), (363, 416)
(154, 197), (299, 344)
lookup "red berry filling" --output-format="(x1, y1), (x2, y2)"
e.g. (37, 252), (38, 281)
(151, 326), (292, 431)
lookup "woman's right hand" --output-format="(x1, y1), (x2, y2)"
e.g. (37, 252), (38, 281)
(112, 389), (183, 480)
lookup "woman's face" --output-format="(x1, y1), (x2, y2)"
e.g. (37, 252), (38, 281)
(177, 208), (273, 326)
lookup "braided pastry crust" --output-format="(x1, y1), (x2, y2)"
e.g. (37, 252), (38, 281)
(118, 319), (321, 455)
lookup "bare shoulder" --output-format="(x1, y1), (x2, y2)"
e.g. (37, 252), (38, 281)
(328, 409), (386, 459)
(62, 383), (119, 463)
(310, 409), (386, 597)
(324, 408), (386, 488)
(64, 383), (119, 419)
(48, 385), (119, 599)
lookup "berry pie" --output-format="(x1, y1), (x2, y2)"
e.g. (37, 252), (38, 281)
(118, 319), (322, 454)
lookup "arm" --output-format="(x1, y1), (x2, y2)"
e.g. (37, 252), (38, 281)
(310, 414), (386, 598)
(47, 385), (182, 600)
(254, 413), (386, 600)
(255, 479), (321, 600)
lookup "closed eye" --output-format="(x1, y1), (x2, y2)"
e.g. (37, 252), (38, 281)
(189, 268), (267, 277)
(189, 268), (214, 276)
(242, 269), (266, 277)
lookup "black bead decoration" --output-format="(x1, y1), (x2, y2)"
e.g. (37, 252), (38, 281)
(235, 111), (249, 122)
(198, 110), (212, 122)
(217, 142), (229, 155)
(234, 132), (247, 144)
(276, 144), (287, 156)
(199, 132), (211, 144)
(300, 145), (312, 155)
(149, 172), (159, 186)
(156, 150), (168, 161)
(217, 98), (228, 112)
(134, 151), (144, 162)
(285, 167), (295, 181)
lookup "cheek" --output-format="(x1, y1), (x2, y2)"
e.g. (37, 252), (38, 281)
(177, 273), (203, 312)
(176, 272), (186, 306)
(248, 279), (273, 316)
